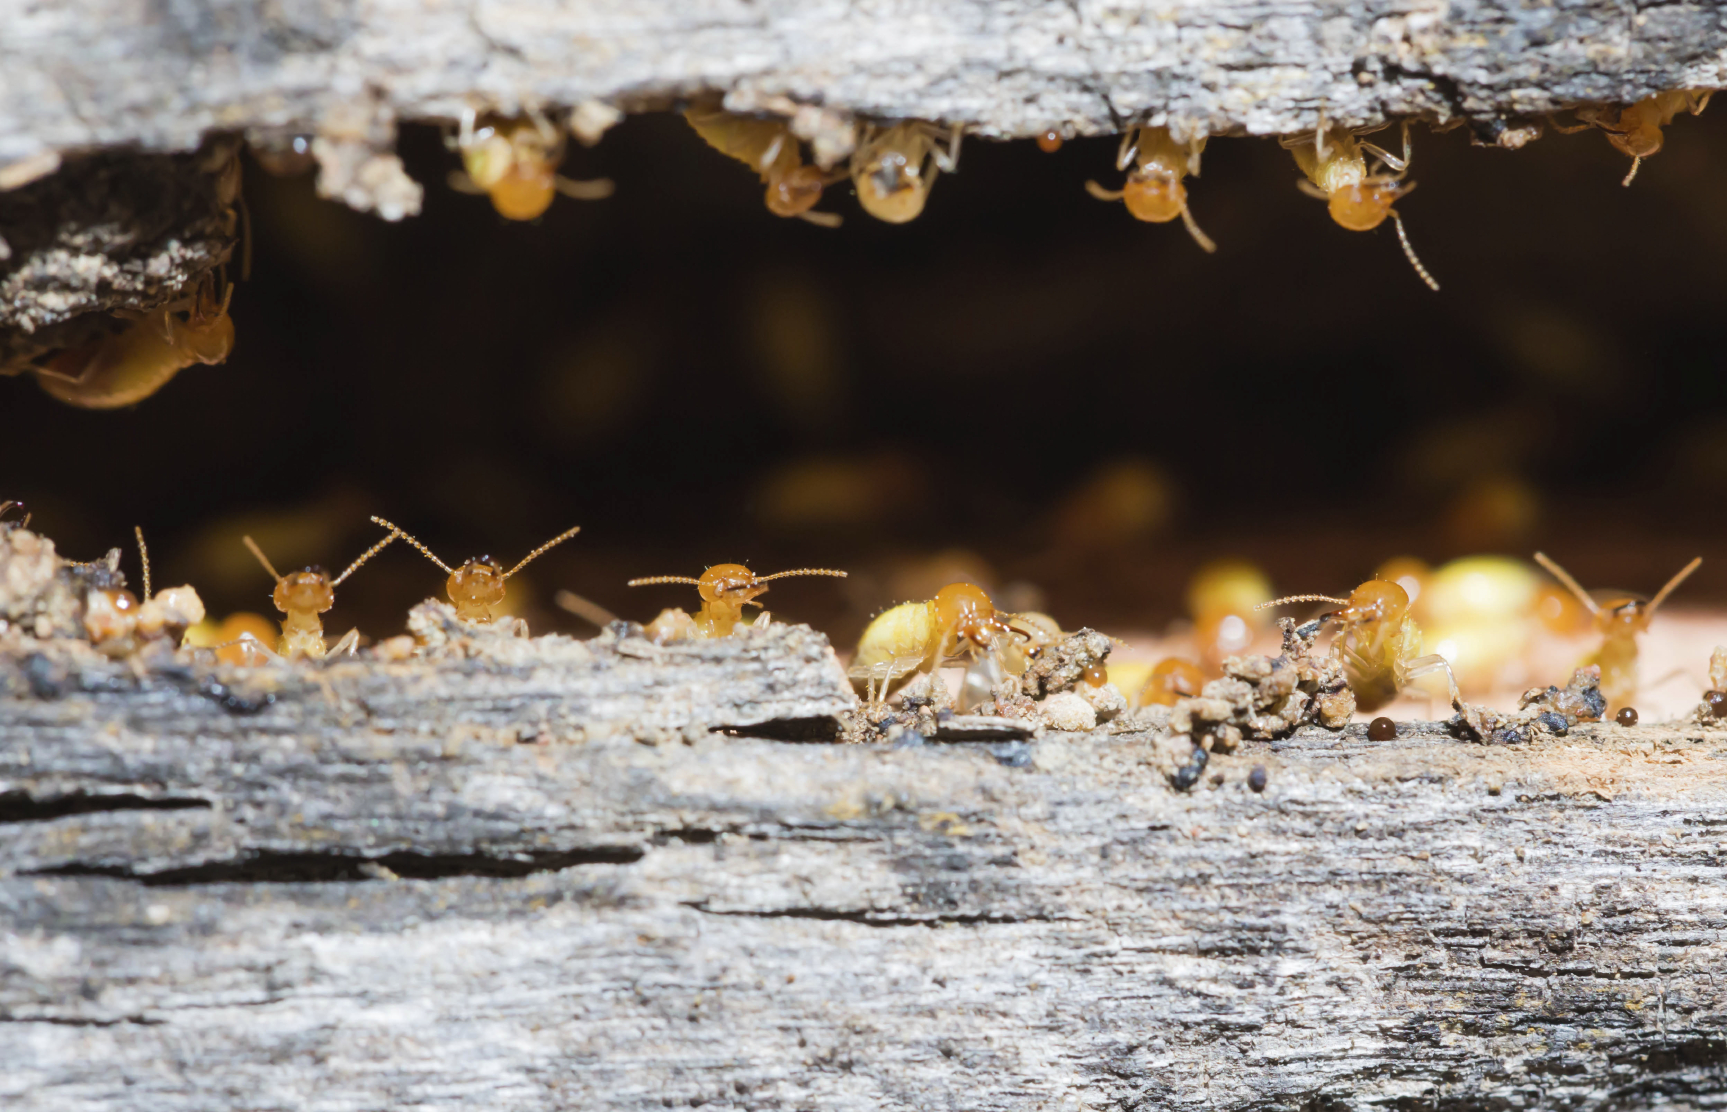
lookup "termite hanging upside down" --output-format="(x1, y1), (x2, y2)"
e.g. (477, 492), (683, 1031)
(1085, 126), (1216, 252)
(850, 120), (963, 224)
(1533, 552), (1700, 712)
(1553, 91), (1711, 186)
(242, 531), (399, 658)
(449, 109), (614, 221)
(1283, 122), (1440, 291)
(850, 582), (1025, 702)
(684, 103), (845, 226)
(628, 564), (847, 641)
(30, 271), (236, 409)
(1260, 579), (1457, 712)
(372, 517), (582, 627)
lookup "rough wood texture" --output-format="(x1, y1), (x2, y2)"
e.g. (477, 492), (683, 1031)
(3, 643), (1724, 1110)
(4, 0), (1726, 173)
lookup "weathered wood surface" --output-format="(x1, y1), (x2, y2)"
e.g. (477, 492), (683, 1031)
(4, 0), (1727, 176)
(2, 637), (1725, 1111)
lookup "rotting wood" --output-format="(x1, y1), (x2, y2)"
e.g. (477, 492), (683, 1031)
(2, 640), (1725, 1109)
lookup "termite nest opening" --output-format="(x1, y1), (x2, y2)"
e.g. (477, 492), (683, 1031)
(5, 91), (1727, 729)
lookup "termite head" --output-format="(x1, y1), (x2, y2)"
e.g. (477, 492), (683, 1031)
(1336, 579), (1412, 626)
(856, 148), (929, 224)
(448, 557), (509, 614)
(1593, 595), (1654, 636)
(275, 568), (335, 616)
(462, 116), (562, 221)
(1327, 179), (1407, 232)
(1534, 552), (1700, 643)
(766, 165), (829, 217)
(691, 563), (765, 606)
(174, 276), (237, 362)
(1122, 174), (1187, 224)
(932, 582), (1018, 651)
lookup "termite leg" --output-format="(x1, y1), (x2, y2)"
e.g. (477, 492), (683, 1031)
(329, 629), (360, 657)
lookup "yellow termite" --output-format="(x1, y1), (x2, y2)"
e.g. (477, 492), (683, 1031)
(1283, 122), (1439, 291)
(850, 582), (1025, 702)
(850, 121), (962, 224)
(242, 531), (400, 658)
(1260, 580), (1456, 713)
(373, 516), (582, 626)
(1085, 126), (1215, 252)
(450, 108), (614, 220)
(1534, 552), (1700, 712)
(628, 564), (847, 640)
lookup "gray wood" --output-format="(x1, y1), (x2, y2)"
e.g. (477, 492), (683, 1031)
(2, 0), (1723, 170)
(3, 640), (1725, 1109)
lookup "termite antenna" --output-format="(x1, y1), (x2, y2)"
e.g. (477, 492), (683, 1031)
(1532, 552), (1601, 615)
(242, 535), (283, 583)
(1084, 180), (1126, 202)
(332, 530), (402, 586)
(628, 576), (704, 587)
(370, 516), (453, 574)
(1621, 156), (1641, 187)
(1647, 556), (1703, 616)
(1257, 594), (1348, 610)
(1393, 212), (1440, 292)
(752, 568), (850, 583)
(134, 526), (151, 600)
(0, 500), (23, 528)
(505, 525), (582, 579)
(1180, 203), (1218, 254)
(554, 589), (620, 628)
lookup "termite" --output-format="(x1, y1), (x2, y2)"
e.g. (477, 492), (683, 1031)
(850, 121), (962, 224)
(850, 582), (1025, 702)
(1259, 580), (1457, 712)
(30, 271), (235, 409)
(241, 531), (399, 658)
(1553, 91), (1711, 186)
(684, 103), (845, 227)
(1084, 126), (1216, 252)
(628, 564), (847, 641)
(372, 517), (582, 627)
(449, 108), (614, 221)
(1139, 657), (1208, 707)
(1533, 552), (1701, 712)
(1283, 122), (1439, 291)
(131, 527), (205, 645)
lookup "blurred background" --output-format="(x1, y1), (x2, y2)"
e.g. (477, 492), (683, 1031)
(3, 107), (1726, 710)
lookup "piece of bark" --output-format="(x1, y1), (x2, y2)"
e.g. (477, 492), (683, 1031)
(2, 662), (1725, 1110)
(3, 0), (1723, 168)
(0, 146), (237, 362)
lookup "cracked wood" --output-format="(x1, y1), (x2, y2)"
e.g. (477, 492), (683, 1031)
(2, 653), (1725, 1110)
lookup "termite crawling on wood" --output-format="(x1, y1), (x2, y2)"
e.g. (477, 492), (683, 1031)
(449, 108), (614, 220)
(373, 517), (582, 627)
(1283, 121), (1440, 290)
(1533, 551), (1700, 713)
(628, 564), (847, 641)
(1085, 125), (1216, 252)
(1258, 579), (1458, 713)
(242, 531), (400, 658)
(850, 121), (962, 224)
